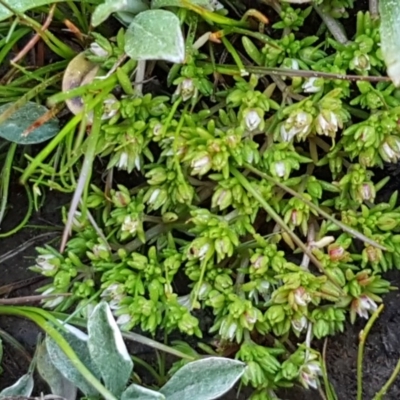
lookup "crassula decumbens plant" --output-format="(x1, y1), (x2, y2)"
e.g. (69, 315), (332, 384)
(21, 1), (400, 399)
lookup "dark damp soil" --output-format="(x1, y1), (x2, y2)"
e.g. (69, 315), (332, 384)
(2, 178), (400, 400)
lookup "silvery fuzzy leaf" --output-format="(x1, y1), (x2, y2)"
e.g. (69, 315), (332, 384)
(0, 372), (34, 398)
(125, 10), (185, 63)
(380, 0), (400, 86)
(88, 302), (133, 396)
(46, 324), (101, 396)
(159, 357), (246, 400)
(37, 341), (77, 400)
(121, 383), (165, 399)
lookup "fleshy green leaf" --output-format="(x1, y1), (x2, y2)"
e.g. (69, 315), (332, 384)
(121, 383), (165, 400)
(0, 372), (34, 398)
(125, 10), (185, 63)
(0, 0), (99, 22)
(380, 0), (400, 86)
(0, 102), (59, 144)
(88, 302), (133, 397)
(159, 357), (246, 400)
(151, 0), (213, 9)
(46, 324), (101, 397)
(91, 0), (149, 27)
(37, 341), (77, 400)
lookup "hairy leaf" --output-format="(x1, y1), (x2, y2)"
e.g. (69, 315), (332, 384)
(46, 325), (101, 396)
(122, 383), (165, 400)
(0, 372), (34, 398)
(91, 0), (149, 27)
(159, 357), (246, 400)
(125, 10), (185, 63)
(380, 0), (400, 86)
(88, 302), (133, 396)
(37, 341), (77, 400)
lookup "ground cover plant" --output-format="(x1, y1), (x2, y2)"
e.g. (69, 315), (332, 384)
(2, 0), (400, 399)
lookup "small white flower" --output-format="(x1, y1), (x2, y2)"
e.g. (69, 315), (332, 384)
(274, 161), (286, 178)
(36, 254), (57, 272)
(148, 188), (161, 205)
(198, 243), (210, 260)
(300, 361), (322, 389)
(291, 316), (308, 333)
(244, 109), (261, 132)
(134, 155), (141, 171)
(90, 42), (109, 58)
(177, 294), (192, 310)
(316, 111), (339, 137)
(101, 96), (118, 120)
(293, 287), (311, 307)
(360, 183), (373, 201)
(116, 314), (132, 329)
(121, 215), (139, 234)
(42, 288), (64, 308)
(101, 283), (125, 299)
(302, 77), (322, 93)
(191, 155), (211, 175)
(117, 152), (129, 170)
(310, 236), (335, 249)
(355, 295), (377, 319)
(352, 54), (371, 72)
(175, 78), (195, 101)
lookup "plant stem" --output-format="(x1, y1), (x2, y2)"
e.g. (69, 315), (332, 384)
(313, 5), (348, 44)
(134, 60), (146, 95)
(231, 167), (327, 274)
(357, 304), (384, 400)
(243, 164), (387, 251)
(60, 103), (102, 252)
(373, 353), (400, 398)
(0, 142), (16, 226)
(369, 0), (379, 18)
(0, 184), (33, 238)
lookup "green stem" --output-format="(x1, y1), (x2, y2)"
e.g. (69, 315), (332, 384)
(0, 142), (17, 226)
(357, 304), (384, 400)
(0, 73), (62, 126)
(244, 164), (387, 251)
(221, 36), (247, 76)
(20, 93), (108, 184)
(231, 167), (326, 273)
(0, 184), (33, 238)
(60, 103), (102, 252)
(0, 306), (117, 400)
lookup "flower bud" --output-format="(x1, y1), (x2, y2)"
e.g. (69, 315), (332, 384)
(244, 108), (262, 132)
(351, 294), (377, 319)
(291, 316), (308, 334)
(121, 215), (139, 234)
(191, 153), (212, 176)
(293, 287), (311, 307)
(90, 42), (109, 58)
(302, 77), (323, 93)
(175, 78), (196, 101)
(116, 151), (129, 170)
(379, 136), (400, 163)
(316, 110), (339, 137)
(35, 254), (59, 276)
(351, 54), (370, 72)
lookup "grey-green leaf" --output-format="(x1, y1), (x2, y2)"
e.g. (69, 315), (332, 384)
(0, 0), (98, 22)
(122, 383), (166, 400)
(37, 341), (77, 400)
(380, 0), (400, 86)
(125, 10), (185, 63)
(0, 102), (59, 144)
(151, 0), (213, 10)
(88, 302), (133, 397)
(91, 0), (149, 27)
(159, 357), (246, 400)
(0, 372), (34, 398)
(46, 325), (101, 397)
